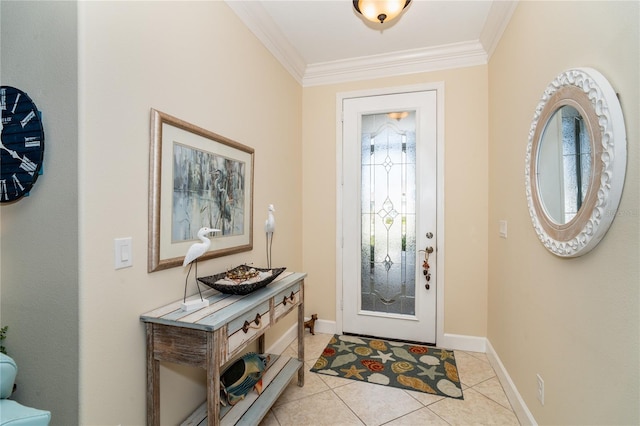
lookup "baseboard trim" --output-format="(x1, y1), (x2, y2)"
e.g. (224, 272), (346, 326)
(265, 324), (298, 355)
(265, 319), (337, 355)
(307, 319), (337, 335)
(486, 339), (537, 426)
(438, 333), (487, 352)
(268, 324), (485, 353)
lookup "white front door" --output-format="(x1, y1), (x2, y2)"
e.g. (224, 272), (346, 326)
(341, 90), (437, 344)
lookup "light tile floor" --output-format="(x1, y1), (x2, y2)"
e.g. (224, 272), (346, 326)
(260, 333), (520, 426)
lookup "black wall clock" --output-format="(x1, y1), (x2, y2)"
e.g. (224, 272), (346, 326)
(0, 86), (45, 202)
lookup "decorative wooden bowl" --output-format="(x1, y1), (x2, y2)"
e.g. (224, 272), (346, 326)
(198, 265), (286, 295)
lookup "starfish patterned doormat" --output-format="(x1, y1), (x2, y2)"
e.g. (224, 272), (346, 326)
(311, 334), (463, 400)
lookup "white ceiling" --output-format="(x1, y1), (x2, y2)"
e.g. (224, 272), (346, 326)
(225, 0), (518, 86)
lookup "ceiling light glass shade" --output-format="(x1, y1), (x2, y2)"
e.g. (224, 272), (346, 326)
(353, 0), (411, 24)
(387, 111), (409, 120)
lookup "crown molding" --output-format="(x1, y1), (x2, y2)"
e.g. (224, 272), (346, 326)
(226, 0), (515, 87)
(303, 41), (487, 87)
(225, 0), (306, 85)
(480, 0), (519, 59)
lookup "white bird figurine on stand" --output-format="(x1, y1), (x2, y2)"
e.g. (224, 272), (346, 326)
(264, 205), (275, 269)
(182, 227), (221, 311)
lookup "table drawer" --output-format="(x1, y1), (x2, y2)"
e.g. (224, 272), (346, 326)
(227, 300), (271, 356)
(274, 283), (301, 320)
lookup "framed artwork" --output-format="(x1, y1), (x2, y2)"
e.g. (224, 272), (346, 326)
(148, 108), (254, 272)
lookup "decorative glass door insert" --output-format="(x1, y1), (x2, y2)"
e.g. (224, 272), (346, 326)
(360, 111), (417, 316)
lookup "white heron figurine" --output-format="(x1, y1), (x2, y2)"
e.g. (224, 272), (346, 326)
(182, 227), (220, 311)
(264, 204), (275, 268)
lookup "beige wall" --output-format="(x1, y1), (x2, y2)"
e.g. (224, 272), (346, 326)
(302, 66), (489, 338)
(78, 2), (302, 424)
(0, 2), (79, 423)
(488, 1), (639, 424)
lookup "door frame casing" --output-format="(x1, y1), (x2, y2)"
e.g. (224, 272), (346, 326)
(336, 82), (446, 344)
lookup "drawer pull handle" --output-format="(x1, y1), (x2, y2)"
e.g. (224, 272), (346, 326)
(282, 292), (296, 306)
(242, 313), (262, 333)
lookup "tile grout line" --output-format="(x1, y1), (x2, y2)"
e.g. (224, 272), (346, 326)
(394, 391), (455, 426)
(329, 387), (367, 426)
(467, 376), (517, 412)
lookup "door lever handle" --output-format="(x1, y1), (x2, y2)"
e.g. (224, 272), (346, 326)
(420, 246), (434, 258)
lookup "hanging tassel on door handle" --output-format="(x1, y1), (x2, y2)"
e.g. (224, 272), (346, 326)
(419, 246), (433, 290)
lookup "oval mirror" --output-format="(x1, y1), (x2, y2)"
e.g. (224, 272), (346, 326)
(537, 105), (592, 225)
(525, 68), (627, 257)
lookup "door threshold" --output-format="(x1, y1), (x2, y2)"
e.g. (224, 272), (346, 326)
(342, 332), (435, 347)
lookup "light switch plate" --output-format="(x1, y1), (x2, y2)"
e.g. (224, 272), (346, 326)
(115, 237), (133, 269)
(499, 220), (508, 239)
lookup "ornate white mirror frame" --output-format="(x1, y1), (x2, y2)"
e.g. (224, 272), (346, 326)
(525, 68), (627, 257)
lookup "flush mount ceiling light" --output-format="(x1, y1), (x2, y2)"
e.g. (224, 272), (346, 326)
(353, 0), (412, 24)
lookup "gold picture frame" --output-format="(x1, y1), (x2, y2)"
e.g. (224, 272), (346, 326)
(148, 109), (254, 272)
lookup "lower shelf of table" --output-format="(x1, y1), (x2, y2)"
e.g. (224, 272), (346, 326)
(181, 355), (303, 426)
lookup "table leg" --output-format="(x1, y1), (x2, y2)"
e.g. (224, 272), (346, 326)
(297, 282), (305, 386)
(207, 331), (221, 425)
(146, 323), (160, 426)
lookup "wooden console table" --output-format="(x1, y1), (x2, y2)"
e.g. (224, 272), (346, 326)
(140, 272), (306, 425)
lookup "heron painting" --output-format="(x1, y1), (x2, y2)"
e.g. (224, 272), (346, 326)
(172, 143), (246, 242)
